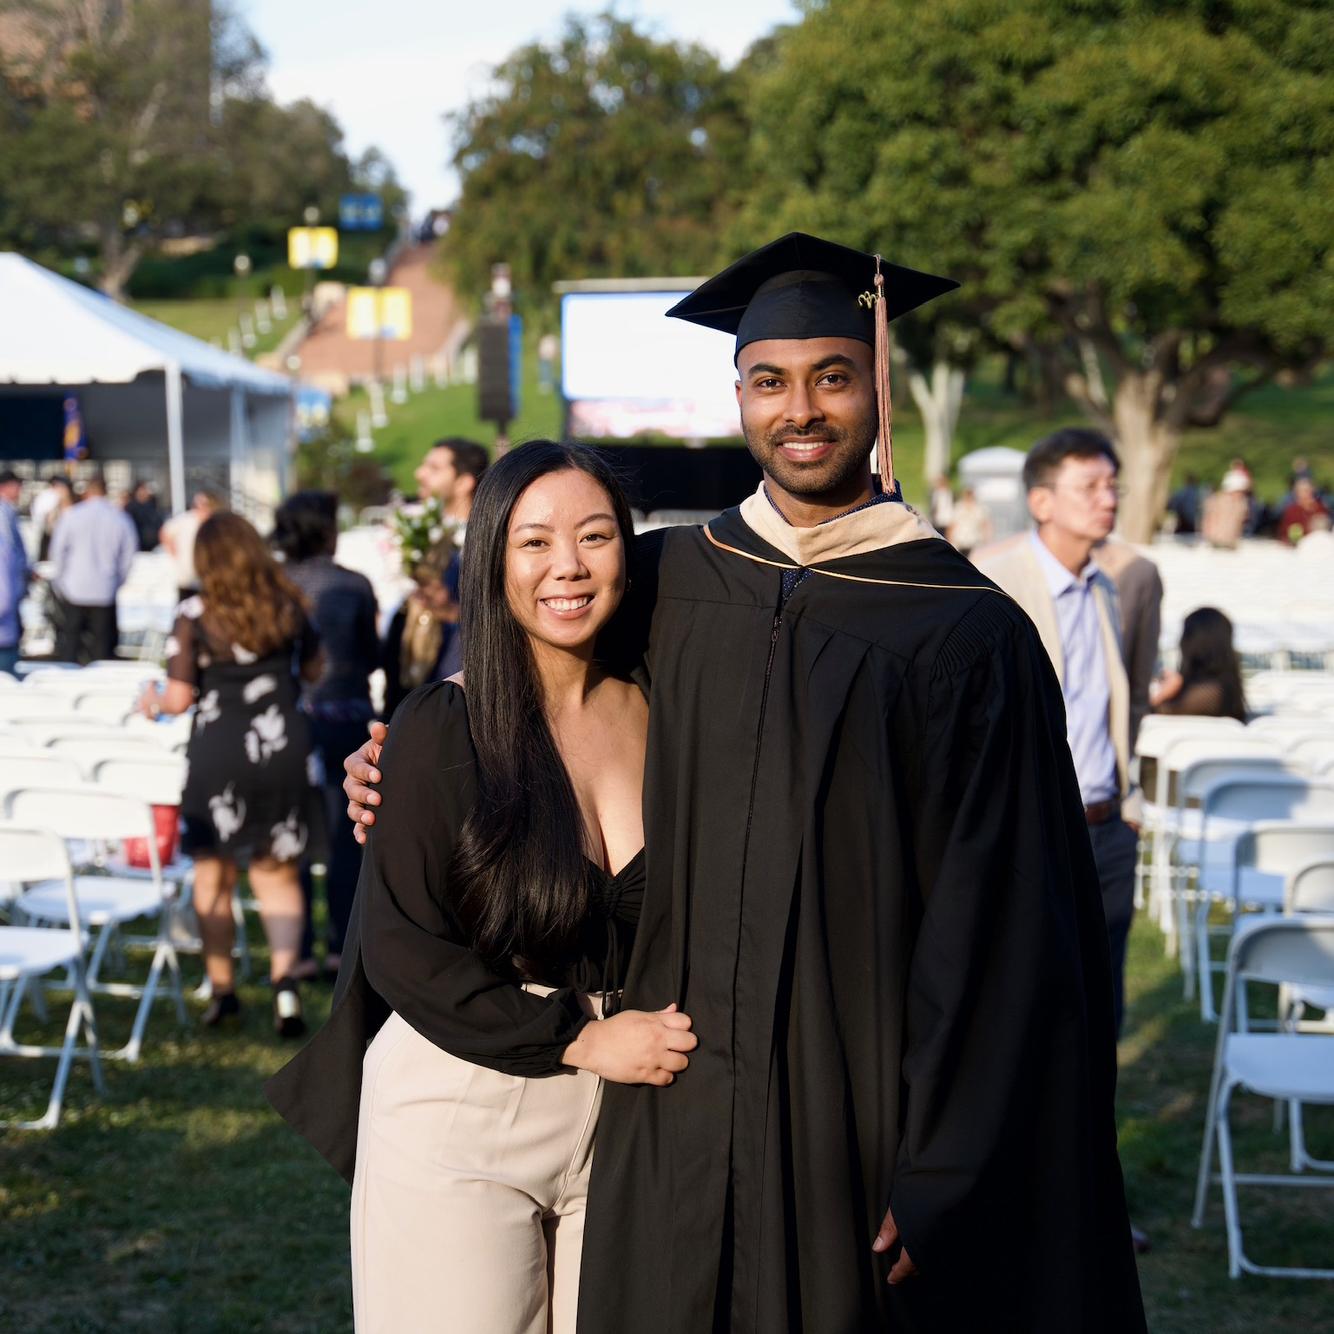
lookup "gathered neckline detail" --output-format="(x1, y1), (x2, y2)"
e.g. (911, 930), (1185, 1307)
(586, 845), (646, 881)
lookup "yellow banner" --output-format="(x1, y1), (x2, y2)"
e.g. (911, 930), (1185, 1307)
(287, 227), (339, 270)
(346, 286), (413, 340)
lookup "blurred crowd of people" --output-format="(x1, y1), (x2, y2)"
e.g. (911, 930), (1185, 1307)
(928, 475), (994, 555)
(1169, 455), (1331, 549)
(0, 438), (492, 1028)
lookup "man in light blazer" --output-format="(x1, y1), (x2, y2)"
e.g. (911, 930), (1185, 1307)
(1095, 536), (1164, 753)
(974, 428), (1140, 1038)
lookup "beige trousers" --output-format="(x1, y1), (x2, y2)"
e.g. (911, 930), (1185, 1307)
(351, 994), (604, 1334)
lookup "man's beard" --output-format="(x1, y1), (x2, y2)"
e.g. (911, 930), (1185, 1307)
(742, 416), (878, 500)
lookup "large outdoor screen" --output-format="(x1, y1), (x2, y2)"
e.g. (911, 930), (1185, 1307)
(560, 291), (741, 441)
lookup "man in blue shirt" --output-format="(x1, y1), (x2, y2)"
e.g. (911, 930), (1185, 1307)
(48, 474), (138, 663)
(977, 429), (1138, 1035)
(0, 468), (29, 674)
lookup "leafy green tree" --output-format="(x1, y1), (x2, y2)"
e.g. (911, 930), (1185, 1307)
(351, 147), (409, 228)
(441, 13), (750, 317)
(742, 0), (1333, 535)
(210, 94), (356, 241)
(0, 0), (260, 297)
(0, 1), (403, 299)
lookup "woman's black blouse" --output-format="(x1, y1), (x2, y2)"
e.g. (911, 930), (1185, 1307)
(267, 679), (646, 1180)
(354, 680), (643, 1071)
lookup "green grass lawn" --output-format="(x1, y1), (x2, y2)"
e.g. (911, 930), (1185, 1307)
(1, 901), (1330, 1331)
(331, 332), (565, 496)
(131, 299), (300, 360)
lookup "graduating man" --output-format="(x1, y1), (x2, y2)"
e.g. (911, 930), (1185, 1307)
(313, 234), (1144, 1331)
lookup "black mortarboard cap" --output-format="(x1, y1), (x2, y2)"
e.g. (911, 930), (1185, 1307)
(666, 233), (959, 491)
(665, 232), (959, 360)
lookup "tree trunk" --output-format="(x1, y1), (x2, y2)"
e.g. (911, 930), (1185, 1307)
(908, 358), (966, 484)
(97, 224), (143, 302)
(1112, 371), (1179, 544)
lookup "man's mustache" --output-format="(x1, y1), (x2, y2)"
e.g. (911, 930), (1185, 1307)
(769, 427), (843, 445)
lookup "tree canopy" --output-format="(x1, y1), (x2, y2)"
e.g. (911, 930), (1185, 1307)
(440, 14), (751, 317)
(0, 0), (404, 298)
(739, 0), (1333, 533)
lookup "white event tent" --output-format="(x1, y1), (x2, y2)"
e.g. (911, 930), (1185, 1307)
(0, 253), (295, 518)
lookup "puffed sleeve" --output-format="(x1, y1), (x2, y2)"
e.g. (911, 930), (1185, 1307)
(165, 611), (198, 689)
(356, 680), (592, 1074)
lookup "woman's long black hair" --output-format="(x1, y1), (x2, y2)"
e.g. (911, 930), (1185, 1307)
(1179, 606), (1247, 722)
(449, 440), (637, 976)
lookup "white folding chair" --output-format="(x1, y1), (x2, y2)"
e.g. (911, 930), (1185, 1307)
(1137, 716), (1246, 821)
(0, 827), (106, 1130)
(46, 735), (179, 777)
(17, 668), (89, 692)
(0, 692), (69, 720)
(72, 693), (136, 725)
(1289, 737), (1334, 775)
(1281, 860), (1334, 1171)
(1134, 717), (1247, 915)
(93, 755), (187, 803)
(1190, 784), (1334, 1021)
(85, 659), (162, 675)
(6, 787), (187, 1062)
(1192, 916), (1334, 1279)
(3, 755), (85, 794)
(1165, 756), (1300, 953)
(1148, 737), (1285, 952)
(122, 712), (193, 752)
(10, 719), (125, 745)
(1248, 716), (1334, 744)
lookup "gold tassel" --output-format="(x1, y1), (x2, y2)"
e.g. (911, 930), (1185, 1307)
(873, 254), (894, 494)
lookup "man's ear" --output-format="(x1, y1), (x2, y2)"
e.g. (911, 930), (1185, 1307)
(458, 472), (477, 501)
(1027, 486), (1052, 525)
(734, 379), (743, 408)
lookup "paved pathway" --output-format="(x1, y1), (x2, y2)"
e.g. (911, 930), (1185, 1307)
(288, 244), (465, 390)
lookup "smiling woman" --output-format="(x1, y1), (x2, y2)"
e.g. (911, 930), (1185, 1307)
(455, 443), (640, 966)
(267, 440), (696, 1333)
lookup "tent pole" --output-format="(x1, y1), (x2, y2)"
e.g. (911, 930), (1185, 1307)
(229, 386), (246, 518)
(165, 362), (186, 514)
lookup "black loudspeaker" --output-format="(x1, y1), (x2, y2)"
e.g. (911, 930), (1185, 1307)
(477, 318), (513, 423)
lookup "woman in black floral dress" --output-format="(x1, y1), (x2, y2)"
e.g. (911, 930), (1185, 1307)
(140, 512), (321, 1036)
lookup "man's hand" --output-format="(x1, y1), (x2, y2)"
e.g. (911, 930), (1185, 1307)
(344, 720), (388, 846)
(872, 1203), (918, 1285)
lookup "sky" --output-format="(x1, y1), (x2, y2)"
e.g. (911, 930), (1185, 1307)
(240, 0), (796, 214)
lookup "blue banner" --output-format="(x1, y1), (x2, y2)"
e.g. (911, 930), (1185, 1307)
(339, 193), (384, 231)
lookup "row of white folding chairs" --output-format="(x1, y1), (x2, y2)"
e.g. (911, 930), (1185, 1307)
(0, 826), (104, 1129)
(0, 713), (191, 757)
(1247, 675), (1334, 719)
(0, 689), (150, 727)
(0, 748), (248, 1012)
(1135, 720), (1334, 923)
(1192, 914), (1334, 1279)
(0, 763), (191, 1127)
(1155, 770), (1334, 1020)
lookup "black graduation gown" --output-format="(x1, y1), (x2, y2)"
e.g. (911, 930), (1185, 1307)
(577, 512), (1144, 1333)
